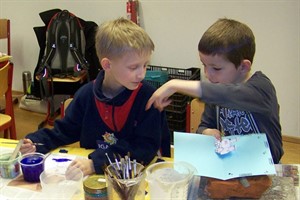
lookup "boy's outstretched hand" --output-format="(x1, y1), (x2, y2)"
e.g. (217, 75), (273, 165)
(146, 79), (202, 111)
(145, 81), (176, 111)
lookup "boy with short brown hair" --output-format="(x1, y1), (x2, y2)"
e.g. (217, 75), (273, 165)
(147, 18), (283, 163)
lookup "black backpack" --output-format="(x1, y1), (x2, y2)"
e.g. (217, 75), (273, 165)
(32, 9), (100, 122)
(33, 9), (101, 97)
(37, 10), (89, 80)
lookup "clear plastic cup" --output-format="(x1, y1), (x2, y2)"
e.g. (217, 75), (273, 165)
(40, 166), (83, 199)
(146, 161), (196, 200)
(0, 152), (21, 179)
(105, 162), (145, 200)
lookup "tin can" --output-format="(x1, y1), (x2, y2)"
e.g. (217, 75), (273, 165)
(83, 175), (108, 200)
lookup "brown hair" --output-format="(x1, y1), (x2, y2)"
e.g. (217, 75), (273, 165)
(198, 18), (255, 67)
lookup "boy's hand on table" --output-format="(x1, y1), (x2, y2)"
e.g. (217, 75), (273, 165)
(68, 158), (95, 176)
(20, 138), (36, 154)
(202, 128), (222, 140)
(65, 165), (84, 180)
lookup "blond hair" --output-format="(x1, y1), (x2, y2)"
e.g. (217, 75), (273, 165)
(95, 17), (154, 60)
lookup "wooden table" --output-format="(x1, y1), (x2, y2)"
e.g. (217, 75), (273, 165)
(0, 138), (167, 199)
(0, 138), (89, 199)
(0, 138), (298, 200)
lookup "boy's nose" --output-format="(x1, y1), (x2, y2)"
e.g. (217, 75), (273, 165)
(205, 69), (217, 83)
(205, 68), (212, 79)
(137, 68), (146, 80)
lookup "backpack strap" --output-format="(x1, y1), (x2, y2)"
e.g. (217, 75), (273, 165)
(36, 11), (59, 77)
(68, 12), (90, 81)
(37, 44), (56, 104)
(70, 46), (90, 80)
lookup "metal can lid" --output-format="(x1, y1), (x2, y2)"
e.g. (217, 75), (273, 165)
(83, 175), (107, 195)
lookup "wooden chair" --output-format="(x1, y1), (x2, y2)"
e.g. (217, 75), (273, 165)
(0, 19), (11, 55)
(60, 97), (73, 118)
(37, 73), (87, 129)
(1, 19), (18, 105)
(186, 98), (205, 133)
(0, 61), (16, 139)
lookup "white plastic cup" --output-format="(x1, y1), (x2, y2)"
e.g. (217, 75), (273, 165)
(40, 166), (83, 199)
(146, 161), (196, 200)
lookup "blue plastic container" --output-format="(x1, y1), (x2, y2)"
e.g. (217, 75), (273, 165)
(145, 70), (168, 89)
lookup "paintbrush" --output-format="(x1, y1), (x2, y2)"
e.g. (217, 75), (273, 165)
(9, 139), (23, 161)
(1, 141), (45, 146)
(216, 105), (225, 140)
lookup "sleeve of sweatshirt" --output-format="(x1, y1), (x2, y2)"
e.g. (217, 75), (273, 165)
(200, 74), (275, 114)
(25, 87), (88, 154)
(88, 148), (107, 174)
(25, 110), (83, 154)
(196, 103), (217, 134)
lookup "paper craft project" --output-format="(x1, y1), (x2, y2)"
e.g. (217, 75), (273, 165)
(174, 132), (276, 180)
(215, 137), (237, 155)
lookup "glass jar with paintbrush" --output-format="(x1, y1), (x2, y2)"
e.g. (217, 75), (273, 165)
(104, 153), (145, 200)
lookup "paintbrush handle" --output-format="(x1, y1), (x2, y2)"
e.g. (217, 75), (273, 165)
(1, 142), (44, 146)
(9, 139), (23, 161)
(32, 143), (45, 146)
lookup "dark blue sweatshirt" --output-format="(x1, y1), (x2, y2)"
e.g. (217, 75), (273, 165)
(26, 70), (170, 174)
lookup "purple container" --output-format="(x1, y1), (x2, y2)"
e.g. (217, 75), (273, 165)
(19, 153), (45, 182)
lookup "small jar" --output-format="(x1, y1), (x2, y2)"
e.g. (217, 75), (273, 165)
(83, 175), (108, 200)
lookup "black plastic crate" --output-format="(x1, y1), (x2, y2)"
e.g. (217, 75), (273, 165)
(146, 65), (201, 104)
(146, 65), (201, 144)
(166, 110), (186, 121)
(169, 120), (185, 129)
(165, 97), (190, 113)
(168, 118), (186, 144)
(168, 119), (186, 132)
(147, 65), (200, 81)
(167, 111), (187, 145)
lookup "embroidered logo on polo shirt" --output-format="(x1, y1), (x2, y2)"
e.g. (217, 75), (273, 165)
(103, 132), (118, 145)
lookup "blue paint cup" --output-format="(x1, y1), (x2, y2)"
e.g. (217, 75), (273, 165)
(19, 152), (45, 182)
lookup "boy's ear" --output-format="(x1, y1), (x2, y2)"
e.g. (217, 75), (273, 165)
(100, 58), (111, 70)
(239, 59), (252, 73)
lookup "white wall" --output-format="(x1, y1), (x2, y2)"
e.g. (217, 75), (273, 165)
(0, 0), (299, 138)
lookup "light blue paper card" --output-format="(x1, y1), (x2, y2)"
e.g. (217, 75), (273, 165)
(174, 132), (276, 180)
